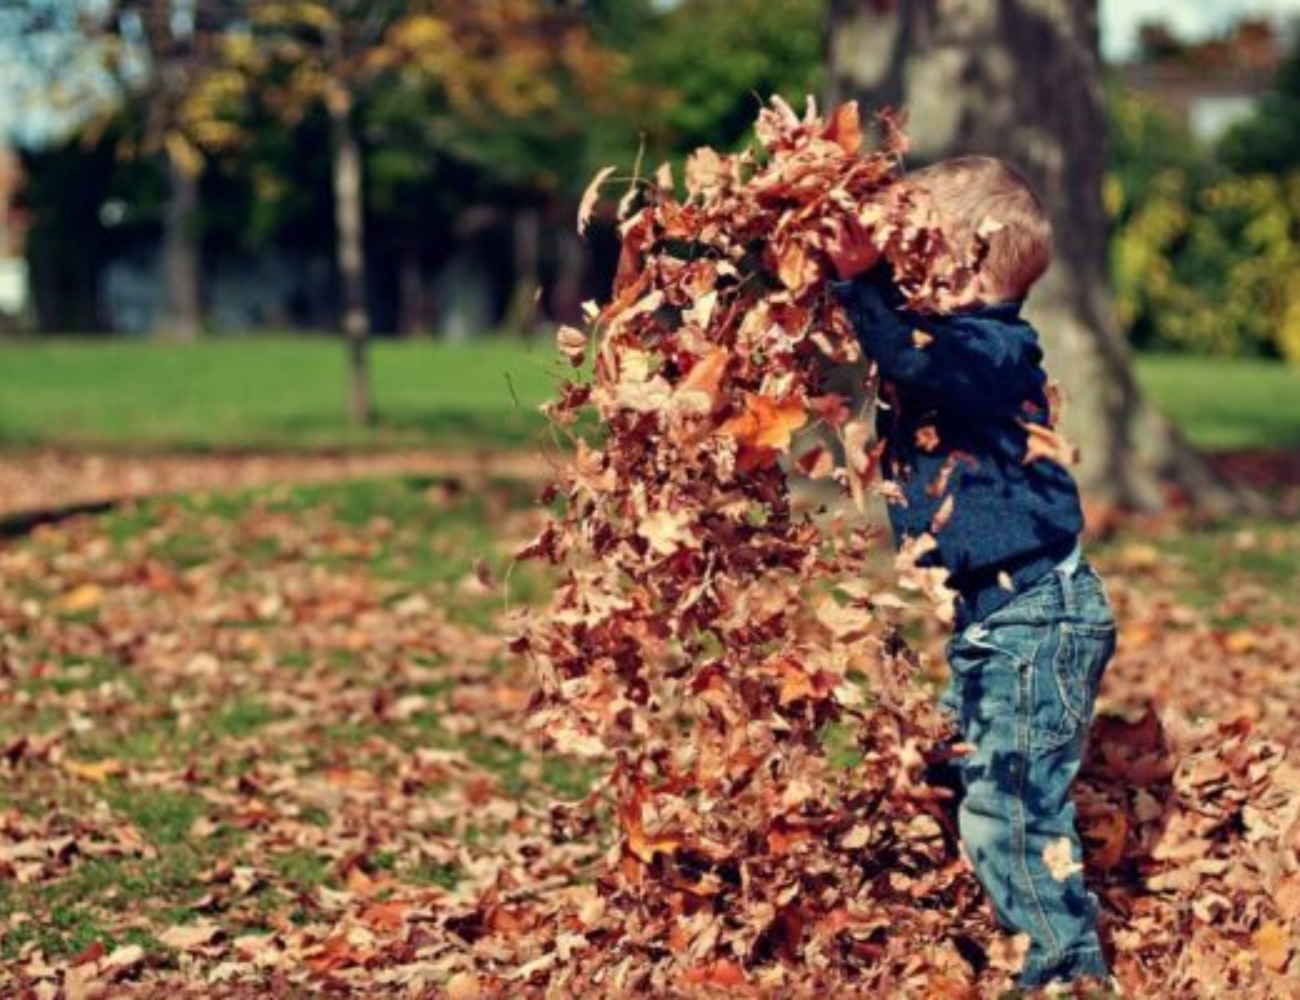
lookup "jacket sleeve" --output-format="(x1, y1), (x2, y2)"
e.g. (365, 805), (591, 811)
(829, 267), (1041, 411)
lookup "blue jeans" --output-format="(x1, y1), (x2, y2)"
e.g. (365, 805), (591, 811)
(940, 552), (1117, 988)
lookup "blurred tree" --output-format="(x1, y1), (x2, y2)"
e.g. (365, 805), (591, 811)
(631, 0), (824, 154)
(1107, 90), (1300, 361)
(824, 0), (1239, 512)
(205, 1), (412, 425)
(200, 1), (632, 417)
(392, 2), (634, 332)
(1220, 35), (1300, 175)
(1, 0), (240, 339)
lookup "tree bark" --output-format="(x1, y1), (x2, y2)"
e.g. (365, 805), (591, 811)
(825, 0), (1246, 512)
(155, 145), (202, 340)
(328, 84), (374, 426)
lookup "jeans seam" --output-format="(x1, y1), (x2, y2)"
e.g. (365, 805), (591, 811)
(1014, 646), (1064, 959)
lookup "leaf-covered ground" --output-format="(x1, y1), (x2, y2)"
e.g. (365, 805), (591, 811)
(1, 476), (1298, 996)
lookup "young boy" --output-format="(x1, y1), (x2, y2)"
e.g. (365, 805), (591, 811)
(828, 156), (1119, 990)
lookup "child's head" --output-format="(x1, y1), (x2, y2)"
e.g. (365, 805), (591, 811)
(902, 156), (1053, 304)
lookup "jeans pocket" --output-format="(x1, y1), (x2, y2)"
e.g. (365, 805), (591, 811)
(1030, 621), (1115, 754)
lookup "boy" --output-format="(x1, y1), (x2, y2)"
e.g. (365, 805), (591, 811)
(828, 156), (1119, 990)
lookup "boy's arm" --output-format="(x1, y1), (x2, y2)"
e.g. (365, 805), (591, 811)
(829, 267), (1041, 410)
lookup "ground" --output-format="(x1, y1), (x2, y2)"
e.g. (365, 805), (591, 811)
(1, 340), (1298, 994)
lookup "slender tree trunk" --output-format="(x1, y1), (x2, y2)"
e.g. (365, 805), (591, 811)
(155, 147), (202, 340)
(503, 204), (541, 335)
(328, 85), (373, 425)
(825, 0), (1247, 512)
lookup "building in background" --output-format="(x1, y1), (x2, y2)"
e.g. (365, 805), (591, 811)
(1119, 18), (1288, 143)
(0, 144), (30, 328)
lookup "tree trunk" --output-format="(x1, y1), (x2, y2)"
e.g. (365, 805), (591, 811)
(328, 86), (373, 426)
(155, 147), (202, 340)
(825, 0), (1246, 512)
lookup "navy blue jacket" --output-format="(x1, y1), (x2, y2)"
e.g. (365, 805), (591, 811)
(830, 266), (1083, 626)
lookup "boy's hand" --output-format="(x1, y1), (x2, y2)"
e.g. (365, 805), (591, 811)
(824, 213), (882, 281)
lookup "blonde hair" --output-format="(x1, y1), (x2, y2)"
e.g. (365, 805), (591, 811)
(904, 156), (1053, 300)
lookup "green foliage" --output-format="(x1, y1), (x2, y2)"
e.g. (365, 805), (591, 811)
(1219, 42), (1300, 175)
(630, 0), (826, 154)
(1106, 86), (1300, 362)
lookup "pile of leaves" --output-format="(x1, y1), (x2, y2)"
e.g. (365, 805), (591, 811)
(474, 99), (1300, 995)
(497, 98), (1011, 993)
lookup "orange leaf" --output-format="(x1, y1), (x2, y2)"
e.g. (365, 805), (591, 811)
(824, 101), (862, 155)
(58, 583), (104, 612)
(1019, 420), (1079, 467)
(720, 393), (807, 454)
(619, 797), (681, 864)
(360, 900), (410, 933)
(1253, 920), (1293, 972)
(767, 823), (812, 855)
(1083, 811), (1128, 871)
(684, 959), (749, 988)
(776, 239), (817, 290)
(63, 758), (126, 783)
(680, 346), (728, 396)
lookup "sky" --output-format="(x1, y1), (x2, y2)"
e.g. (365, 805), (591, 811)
(1100, 0), (1300, 58)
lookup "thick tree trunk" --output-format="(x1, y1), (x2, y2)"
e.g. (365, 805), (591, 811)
(825, 0), (1246, 512)
(329, 87), (373, 426)
(155, 148), (202, 340)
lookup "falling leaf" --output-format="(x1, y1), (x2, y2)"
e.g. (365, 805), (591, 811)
(1020, 420), (1079, 466)
(930, 494), (955, 533)
(637, 508), (697, 556)
(719, 393), (807, 454)
(556, 325), (588, 366)
(824, 100), (863, 154)
(915, 425), (940, 452)
(577, 165), (617, 234)
(1043, 837), (1083, 882)
(473, 557), (496, 590)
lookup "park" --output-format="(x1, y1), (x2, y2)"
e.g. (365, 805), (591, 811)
(2, 2), (1300, 997)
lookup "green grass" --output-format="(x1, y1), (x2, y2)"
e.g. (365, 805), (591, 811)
(0, 335), (560, 452)
(2, 336), (1296, 454)
(1134, 354), (1300, 451)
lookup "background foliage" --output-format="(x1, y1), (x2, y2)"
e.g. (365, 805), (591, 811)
(1107, 39), (1300, 362)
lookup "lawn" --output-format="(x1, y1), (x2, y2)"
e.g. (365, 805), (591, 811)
(1, 474), (1297, 993)
(1, 336), (1297, 453)
(1133, 353), (1300, 450)
(0, 336), (560, 452)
